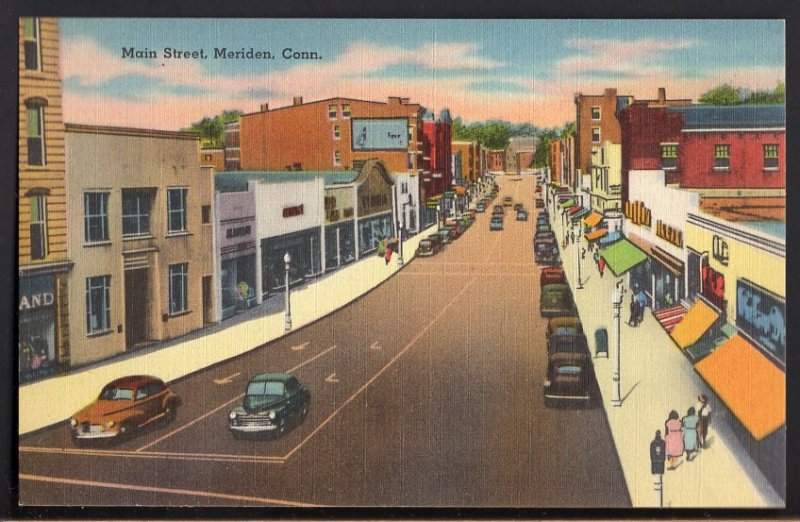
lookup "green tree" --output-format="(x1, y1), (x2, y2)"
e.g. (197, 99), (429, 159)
(698, 84), (741, 105)
(185, 109), (243, 148)
(479, 122), (512, 149)
(698, 82), (784, 106)
(533, 127), (559, 167)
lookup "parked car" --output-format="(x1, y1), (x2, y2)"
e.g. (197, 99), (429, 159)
(545, 316), (583, 340)
(540, 283), (577, 318)
(416, 238), (442, 257)
(513, 203), (524, 211)
(469, 209), (477, 220)
(535, 185), (542, 193)
(536, 223), (552, 233)
(535, 244), (561, 266)
(70, 375), (180, 444)
(476, 202), (486, 213)
(516, 209), (529, 221)
(493, 205), (505, 215)
(535, 199), (545, 209)
(540, 267), (566, 287)
(535, 230), (556, 242)
(490, 216), (504, 231)
(544, 347), (592, 407)
(436, 229), (453, 244)
(503, 196), (513, 207)
(229, 373), (310, 439)
(426, 233), (444, 251)
(444, 224), (462, 239)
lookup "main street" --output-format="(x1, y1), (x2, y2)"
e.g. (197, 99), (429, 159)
(19, 175), (630, 508)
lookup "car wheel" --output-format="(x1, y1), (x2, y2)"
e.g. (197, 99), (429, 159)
(117, 421), (132, 442)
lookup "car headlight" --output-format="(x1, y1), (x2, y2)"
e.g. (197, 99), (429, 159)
(70, 418), (77, 427)
(543, 380), (552, 387)
(106, 420), (115, 428)
(229, 411), (237, 420)
(268, 411), (277, 419)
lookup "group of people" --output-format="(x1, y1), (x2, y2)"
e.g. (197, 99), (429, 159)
(627, 290), (649, 327)
(653, 394), (712, 471)
(376, 237), (393, 265)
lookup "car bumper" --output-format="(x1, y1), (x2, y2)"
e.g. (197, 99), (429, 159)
(416, 250), (434, 257)
(229, 424), (278, 433)
(71, 429), (119, 440)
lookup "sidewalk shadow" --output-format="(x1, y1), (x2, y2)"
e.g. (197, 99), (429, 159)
(619, 380), (641, 406)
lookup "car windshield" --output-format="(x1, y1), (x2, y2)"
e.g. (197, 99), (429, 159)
(536, 243), (553, 251)
(99, 387), (134, 401)
(247, 381), (285, 397)
(419, 240), (432, 249)
(556, 365), (582, 375)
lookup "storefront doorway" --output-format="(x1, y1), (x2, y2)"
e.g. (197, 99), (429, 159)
(125, 268), (150, 349)
(18, 273), (57, 383)
(261, 229), (322, 295)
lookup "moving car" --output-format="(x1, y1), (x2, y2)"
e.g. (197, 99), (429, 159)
(544, 347), (592, 407)
(503, 196), (513, 207)
(490, 216), (504, 231)
(476, 202), (486, 213)
(535, 199), (545, 209)
(436, 229), (453, 244)
(70, 375), (180, 444)
(516, 209), (529, 221)
(540, 283), (577, 318)
(540, 267), (566, 287)
(493, 205), (504, 216)
(546, 316), (584, 341)
(416, 237), (442, 257)
(229, 372), (310, 439)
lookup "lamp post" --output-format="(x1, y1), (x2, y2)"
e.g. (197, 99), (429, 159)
(283, 252), (292, 331)
(611, 279), (625, 407)
(574, 220), (584, 289)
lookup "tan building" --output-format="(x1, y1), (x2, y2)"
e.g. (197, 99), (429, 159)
(65, 124), (217, 366)
(18, 17), (72, 382)
(200, 148), (225, 171)
(452, 141), (480, 184)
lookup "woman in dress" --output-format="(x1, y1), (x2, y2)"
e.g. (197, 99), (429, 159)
(664, 410), (684, 470)
(682, 406), (700, 461)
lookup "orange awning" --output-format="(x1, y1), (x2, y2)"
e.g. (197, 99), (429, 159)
(584, 229), (608, 241)
(670, 299), (719, 349)
(695, 335), (785, 440)
(583, 211), (603, 228)
(454, 186), (467, 196)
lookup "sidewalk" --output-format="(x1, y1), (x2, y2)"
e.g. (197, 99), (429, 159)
(19, 226), (436, 435)
(550, 208), (783, 507)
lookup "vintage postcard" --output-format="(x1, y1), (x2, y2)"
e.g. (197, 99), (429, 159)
(17, 18), (786, 509)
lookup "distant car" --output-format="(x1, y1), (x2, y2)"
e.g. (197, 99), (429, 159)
(229, 373), (310, 439)
(516, 209), (529, 221)
(490, 216), (504, 231)
(546, 316), (584, 340)
(436, 229), (453, 244)
(476, 203), (486, 213)
(493, 205), (504, 215)
(540, 267), (566, 287)
(503, 196), (513, 207)
(70, 375), (180, 444)
(535, 230), (556, 242)
(416, 238), (441, 257)
(513, 203), (524, 211)
(540, 284), (577, 318)
(537, 223), (552, 233)
(535, 199), (545, 209)
(544, 347), (592, 407)
(444, 223), (462, 239)
(535, 185), (542, 193)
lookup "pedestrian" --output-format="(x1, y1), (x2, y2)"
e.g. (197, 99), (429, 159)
(377, 236), (386, 258)
(598, 256), (606, 278)
(570, 230), (575, 244)
(696, 394), (711, 447)
(385, 241), (393, 265)
(664, 410), (684, 470)
(593, 250), (600, 268)
(636, 290), (647, 324)
(682, 406), (700, 461)
(628, 294), (639, 326)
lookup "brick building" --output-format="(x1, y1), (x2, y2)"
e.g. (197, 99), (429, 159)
(421, 109), (452, 196)
(200, 148), (225, 171)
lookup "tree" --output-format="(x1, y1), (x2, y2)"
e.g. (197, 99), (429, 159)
(533, 127), (560, 168)
(184, 109), (243, 148)
(698, 82), (784, 106)
(479, 122), (512, 149)
(698, 84), (741, 105)
(451, 117), (538, 149)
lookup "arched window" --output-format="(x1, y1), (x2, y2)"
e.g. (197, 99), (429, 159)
(25, 98), (47, 166)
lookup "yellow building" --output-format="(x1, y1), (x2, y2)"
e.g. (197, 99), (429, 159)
(589, 140), (622, 213)
(18, 17), (72, 382)
(452, 141), (480, 184)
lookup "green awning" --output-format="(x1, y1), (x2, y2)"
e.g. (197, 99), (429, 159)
(559, 199), (576, 209)
(600, 238), (648, 277)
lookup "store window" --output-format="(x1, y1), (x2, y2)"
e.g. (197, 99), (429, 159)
(167, 188), (188, 233)
(763, 144), (779, 169)
(122, 188), (153, 237)
(29, 195), (48, 260)
(714, 144), (730, 170)
(19, 274), (57, 382)
(661, 144), (678, 170)
(169, 263), (189, 314)
(26, 100), (46, 166)
(407, 152), (414, 170)
(23, 17), (41, 71)
(86, 275), (111, 334)
(84, 192), (109, 243)
(201, 205), (211, 224)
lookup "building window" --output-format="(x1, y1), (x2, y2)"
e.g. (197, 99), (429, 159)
(714, 144), (730, 170)
(408, 126), (414, 143)
(26, 101), (45, 166)
(764, 144), (779, 169)
(167, 188), (188, 233)
(591, 106), (601, 120)
(23, 17), (40, 71)
(29, 195), (47, 260)
(334, 150), (341, 167)
(328, 104), (337, 119)
(169, 263), (189, 314)
(342, 103), (351, 118)
(591, 127), (601, 144)
(122, 189), (152, 237)
(86, 275), (111, 334)
(333, 125), (340, 140)
(661, 144), (678, 170)
(84, 192), (109, 243)
(407, 152), (414, 170)
(201, 205), (211, 224)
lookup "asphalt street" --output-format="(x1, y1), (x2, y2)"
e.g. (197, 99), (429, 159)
(19, 175), (631, 508)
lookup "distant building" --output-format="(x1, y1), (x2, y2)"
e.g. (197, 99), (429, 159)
(547, 140), (562, 184)
(223, 121), (240, 171)
(507, 136), (536, 174)
(200, 148), (225, 171)
(488, 149), (506, 173)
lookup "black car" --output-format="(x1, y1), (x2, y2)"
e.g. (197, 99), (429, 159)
(544, 347), (592, 407)
(229, 373), (310, 439)
(539, 283), (576, 317)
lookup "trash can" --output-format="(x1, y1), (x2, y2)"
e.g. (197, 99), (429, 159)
(595, 327), (609, 358)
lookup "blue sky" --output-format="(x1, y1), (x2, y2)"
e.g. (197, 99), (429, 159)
(59, 18), (785, 129)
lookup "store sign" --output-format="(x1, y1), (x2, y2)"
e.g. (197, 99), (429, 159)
(226, 225), (251, 239)
(736, 279), (786, 362)
(351, 118), (409, 151)
(18, 274), (55, 311)
(712, 235), (729, 266)
(656, 220), (683, 248)
(282, 204), (304, 218)
(624, 200), (651, 227)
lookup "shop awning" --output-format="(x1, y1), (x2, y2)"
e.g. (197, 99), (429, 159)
(454, 186), (467, 196)
(695, 335), (785, 440)
(598, 230), (622, 247)
(599, 238), (648, 277)
(583, 211), (604, 228)
(585, 228), (608, 241)
(568, 205), (583, 215)
(670, 299), (719, 349)
(559, 199), (576, 209)
(570, 207), (591, 221)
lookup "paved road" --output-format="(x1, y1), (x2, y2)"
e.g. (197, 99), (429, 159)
(19, 175), (630, 508)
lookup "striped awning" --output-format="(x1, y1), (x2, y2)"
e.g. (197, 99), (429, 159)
(583, 211), (603, 228)
(568, 205), (584, 215)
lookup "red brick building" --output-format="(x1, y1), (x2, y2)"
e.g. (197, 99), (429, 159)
(488, 150), (506, 173)
(548, 140), (562, 184)
(421, 110), (452, 196)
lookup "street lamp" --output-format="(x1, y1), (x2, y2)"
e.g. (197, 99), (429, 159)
(574, 220), (584, 289)
(284, 252), (292, 331)
(611, 279), (625, 407)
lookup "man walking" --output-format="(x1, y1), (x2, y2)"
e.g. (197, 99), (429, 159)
(696, 394), (711, 447)
(636, 290), (648, 323)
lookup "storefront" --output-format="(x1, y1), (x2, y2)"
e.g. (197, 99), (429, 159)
(358, 213), (393, 255)
(325, 222), (356, 270)
(19, 273), (58, 382)
(323, 184), (357, 270)
(262, 228), (322, 291)
(217, 190), (259, 320)
(354, 159), (396, 255)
